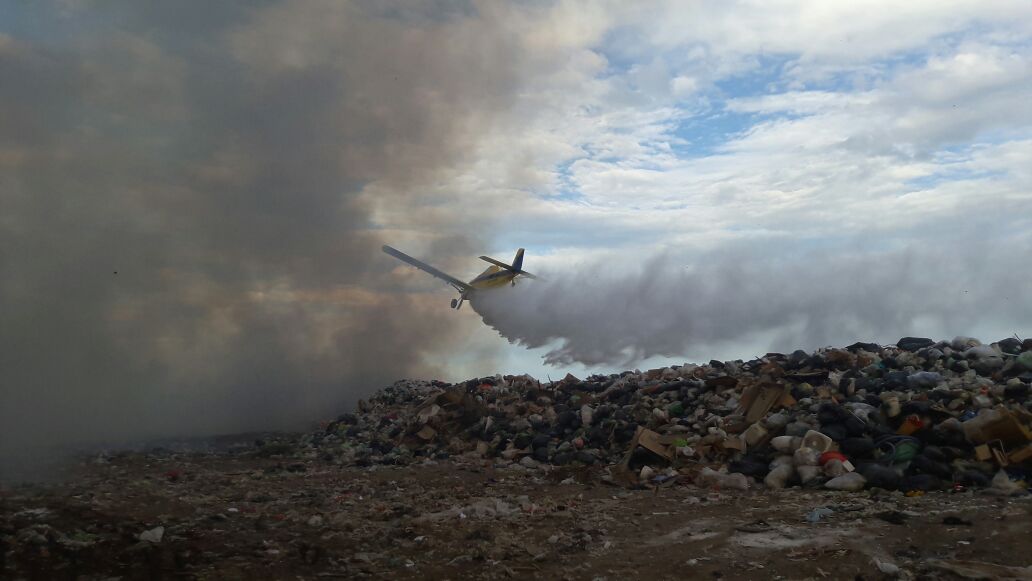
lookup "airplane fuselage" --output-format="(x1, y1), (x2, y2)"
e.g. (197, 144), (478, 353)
(468, 265), (517, 290)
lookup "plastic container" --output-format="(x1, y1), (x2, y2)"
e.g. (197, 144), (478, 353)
(802, 430), (834, 453)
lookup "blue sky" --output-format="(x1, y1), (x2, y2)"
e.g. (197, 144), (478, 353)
(369, 1), (1032, 379)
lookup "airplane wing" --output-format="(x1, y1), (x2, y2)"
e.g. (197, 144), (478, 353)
(383, 245), (472, 292)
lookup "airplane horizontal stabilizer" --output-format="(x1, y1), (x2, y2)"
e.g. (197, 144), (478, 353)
(479, 250), (539, 280)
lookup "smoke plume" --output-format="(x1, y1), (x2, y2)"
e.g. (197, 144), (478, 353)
(0, 1), (538, 478)
(473, 238), (1032, 368)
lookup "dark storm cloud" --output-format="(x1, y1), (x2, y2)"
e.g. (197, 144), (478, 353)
(0, 1), (526, 478)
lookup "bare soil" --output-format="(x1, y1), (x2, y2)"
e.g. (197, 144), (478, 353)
(3, 449), (1031, 580)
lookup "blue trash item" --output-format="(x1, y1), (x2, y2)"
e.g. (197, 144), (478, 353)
(806, 507), (834, 523)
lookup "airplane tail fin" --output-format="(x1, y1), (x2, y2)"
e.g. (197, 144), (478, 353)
(512, 248), (524, 272)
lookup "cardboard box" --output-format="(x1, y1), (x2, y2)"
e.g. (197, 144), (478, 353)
(964, 410), (1032, 446)
(975, 444), (993, 462)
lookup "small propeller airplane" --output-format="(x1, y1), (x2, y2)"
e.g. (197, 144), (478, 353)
(382, 245), (539, 309)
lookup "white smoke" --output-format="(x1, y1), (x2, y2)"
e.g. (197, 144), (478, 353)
(472, 238), (1032, 367)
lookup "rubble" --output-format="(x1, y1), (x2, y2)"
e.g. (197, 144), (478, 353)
(298, 336), (1031, 495)
(2, 336), (1031, 578)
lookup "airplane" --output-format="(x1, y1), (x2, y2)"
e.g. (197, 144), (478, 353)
(382, 244), (538, 309)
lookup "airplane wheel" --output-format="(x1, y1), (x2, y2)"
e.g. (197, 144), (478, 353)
(450, 298), (458, 308)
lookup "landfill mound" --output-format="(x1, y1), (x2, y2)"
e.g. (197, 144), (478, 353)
(4, 336), (1032, 580)
(284, 336), (1032, 493)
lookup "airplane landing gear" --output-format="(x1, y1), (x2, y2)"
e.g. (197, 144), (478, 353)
(450, 298), (458, 309)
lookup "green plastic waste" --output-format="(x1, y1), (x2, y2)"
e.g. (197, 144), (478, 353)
(1016, 351), (1032, 372)
(891, 441), (920, 464)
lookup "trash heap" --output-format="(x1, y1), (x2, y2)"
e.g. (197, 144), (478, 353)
(292, 336), (1032, 494)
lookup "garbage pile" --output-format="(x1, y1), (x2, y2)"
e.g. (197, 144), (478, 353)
(287, 337), (1032, 494)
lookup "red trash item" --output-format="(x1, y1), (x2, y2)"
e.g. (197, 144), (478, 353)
(897, 414), (924, 435)
(819, 451), (847, 466)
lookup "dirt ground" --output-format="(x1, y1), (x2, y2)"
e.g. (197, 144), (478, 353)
(2, 445), (1031, 580)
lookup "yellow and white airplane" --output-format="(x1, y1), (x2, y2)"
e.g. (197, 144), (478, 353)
(382, 245), (538, 309)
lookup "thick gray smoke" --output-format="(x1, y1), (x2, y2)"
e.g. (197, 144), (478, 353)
(473, 238), (1032, 368)
(0, 2), (529, 478)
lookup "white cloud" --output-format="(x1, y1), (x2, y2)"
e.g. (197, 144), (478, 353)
(644, 1), (1031, 62)
(670, 75), (699, 96)
(347, 2), (1032, 369)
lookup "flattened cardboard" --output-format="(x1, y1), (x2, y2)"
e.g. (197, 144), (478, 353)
(636, 428), (677, 460)
(1008, 443), (1032, 464)
(746, 384), (787, 423)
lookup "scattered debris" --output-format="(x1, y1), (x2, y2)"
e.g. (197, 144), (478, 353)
(806, 507), (834, 523)
(925, 558), (1032, 580)
(874, 557), (902, 576)
(138, 526), (164, 543)
(1, 336), (1030, 578)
